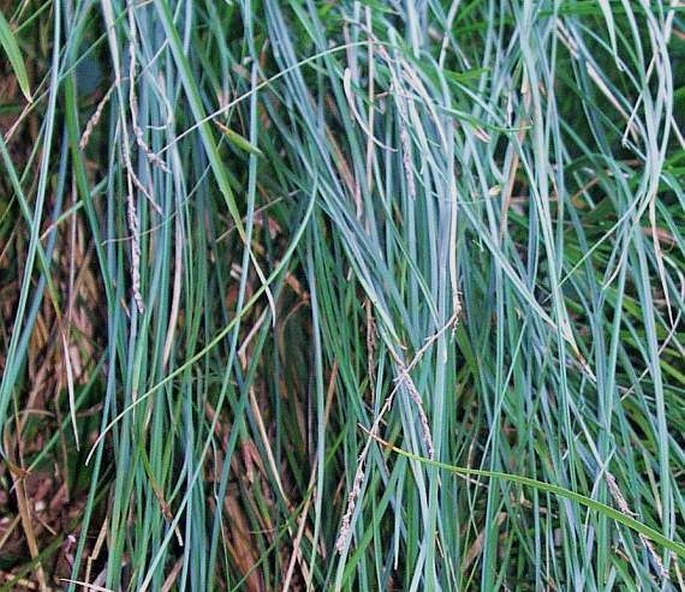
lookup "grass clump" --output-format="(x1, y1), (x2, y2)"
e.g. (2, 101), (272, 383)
(0, 0), (683, 590)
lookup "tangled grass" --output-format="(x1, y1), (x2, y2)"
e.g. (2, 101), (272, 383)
(0, 0), (684, 590)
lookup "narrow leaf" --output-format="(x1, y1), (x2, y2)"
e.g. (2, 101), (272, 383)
(0, 10), (31, 102)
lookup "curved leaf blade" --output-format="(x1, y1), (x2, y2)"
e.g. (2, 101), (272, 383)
(0, 10), (31, 102)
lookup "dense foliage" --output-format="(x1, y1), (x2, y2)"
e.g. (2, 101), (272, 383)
(0, 0), (684, 589)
